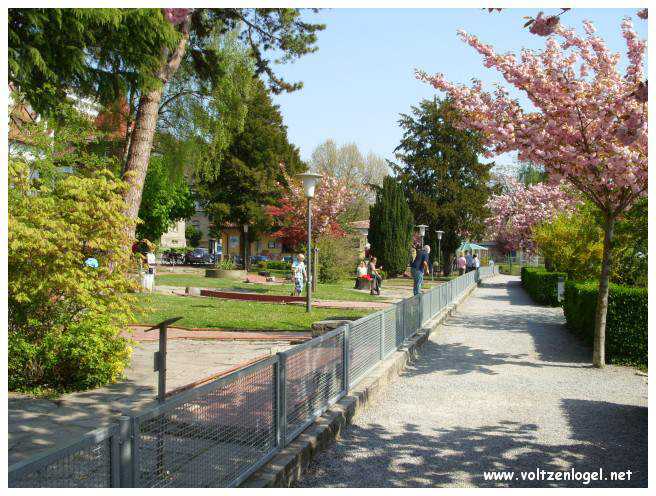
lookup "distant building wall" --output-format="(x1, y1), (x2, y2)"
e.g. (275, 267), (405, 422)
(160, 220), (186, 248)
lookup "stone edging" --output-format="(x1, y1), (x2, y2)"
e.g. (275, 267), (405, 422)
(241, 280), (481, 488)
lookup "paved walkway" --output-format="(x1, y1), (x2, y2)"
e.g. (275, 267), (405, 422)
(295, 275), (648, 488)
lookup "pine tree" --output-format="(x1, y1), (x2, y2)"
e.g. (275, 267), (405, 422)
(368, 176), (414, 277)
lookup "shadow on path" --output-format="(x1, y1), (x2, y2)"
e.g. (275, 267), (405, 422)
(296, 410), (647, 488)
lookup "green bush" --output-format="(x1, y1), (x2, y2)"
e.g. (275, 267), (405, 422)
(9, 111), (135, 394)
(9, 317), (131, 392)
(563, 280), (647, 368)
(261, 261), (292, 271)
(521, 267), (567, 306)
(317, 236), (356, 283)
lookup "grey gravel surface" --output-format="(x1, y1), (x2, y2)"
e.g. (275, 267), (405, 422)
(295, 275), (648, 488)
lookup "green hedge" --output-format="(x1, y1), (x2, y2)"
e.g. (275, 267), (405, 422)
(521, 267), (567, 306)
(563, 280), (647, 368)
(258, 261), (291, 271)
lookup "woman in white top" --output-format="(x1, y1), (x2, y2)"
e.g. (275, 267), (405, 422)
(292, 254), (306, 296)
(356, 260), (368, 277)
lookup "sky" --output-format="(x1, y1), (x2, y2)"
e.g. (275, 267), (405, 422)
(271, 8), (648, 169)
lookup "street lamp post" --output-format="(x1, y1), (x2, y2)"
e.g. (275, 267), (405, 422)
(416, 224), (428, 249)
(435, 230), (444, 276)
(243, 223), (249, 272)
(297, 172), (322, 312)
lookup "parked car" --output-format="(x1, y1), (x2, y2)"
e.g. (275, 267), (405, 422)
(185, 248), (214, 265)
(161, 250), (185, 266)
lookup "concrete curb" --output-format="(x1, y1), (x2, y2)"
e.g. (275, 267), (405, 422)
(241, 280), (483, 488)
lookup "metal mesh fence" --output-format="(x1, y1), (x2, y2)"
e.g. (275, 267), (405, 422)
(133, 358), (277, 488)
(9, 426), (116, 488)
(382, 306), (398, 357)
(9, 267), (497, 488)
(349, 313), (383, 386)
(284, 329), (345, 441)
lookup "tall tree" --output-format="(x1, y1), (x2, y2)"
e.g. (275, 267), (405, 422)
(368, 177), (414, 278)
(310, 139), (389, 198)
(9, 8), (325, 241)
(196, 78), (304, 239)
(418, 16), (647, 367)
(392, 98), (494, 272)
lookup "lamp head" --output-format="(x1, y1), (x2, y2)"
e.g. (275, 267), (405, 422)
(436, 230), (444, 240)
(296, 172), (322, 198)
(416, 224), (428, 237)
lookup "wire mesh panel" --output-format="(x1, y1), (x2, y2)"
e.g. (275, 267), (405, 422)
(349, 313), (383, 386)
(421, 292), (431, 324)
(133, 357), (277, 488)
(284, 329), (344, 441)
(395, 301), (406, 348)
(382, 306), (398, 357)
(409, 295), (422, 336)
(9, 425), (117, 488)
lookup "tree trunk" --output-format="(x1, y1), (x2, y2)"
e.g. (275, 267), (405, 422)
(121, 24), (190, 243)
(593, 215), (615, 368)
(122, 88), (164, 241)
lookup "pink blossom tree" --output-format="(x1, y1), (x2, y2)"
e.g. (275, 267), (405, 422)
(485, 177), (578, 255)
(267, 175), (351, 250)
(417, 16), (647, 367)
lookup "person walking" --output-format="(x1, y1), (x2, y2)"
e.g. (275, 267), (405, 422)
(368, 257), (383, 295)
(292, 253), (306, 296)
(457, 252), (467, 276)
(465, 250), (475, 273)
(473, 253), (480, 269)
(411, 245), (431, 296)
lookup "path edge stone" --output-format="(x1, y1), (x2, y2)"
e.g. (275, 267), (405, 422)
(241, 282), (481, 488)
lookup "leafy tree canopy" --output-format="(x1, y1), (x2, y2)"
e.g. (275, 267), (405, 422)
(196, 78), (305, 239)
(392, 98), (495, 269)
(137, 156), (195, 244)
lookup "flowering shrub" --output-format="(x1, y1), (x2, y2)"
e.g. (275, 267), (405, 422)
(267, 174), (350, 249)
(485, 177), (578, 254)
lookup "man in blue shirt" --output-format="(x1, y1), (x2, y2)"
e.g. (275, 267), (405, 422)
(465, 250), (475, 273)
(411, 245), (431, 296)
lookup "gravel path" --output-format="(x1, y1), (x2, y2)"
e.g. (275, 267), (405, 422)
(295, 275), (648, 488)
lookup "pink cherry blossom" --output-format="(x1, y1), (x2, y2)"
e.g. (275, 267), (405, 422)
(267, 174), (353, 249)
(163, 8), (192, 26)
(416, 17), (647, 220)
(485, 177), (578, 255)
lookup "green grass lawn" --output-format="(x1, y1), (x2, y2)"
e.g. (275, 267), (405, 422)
(136, 293), (372, 330)
(155, 274), (382, 302)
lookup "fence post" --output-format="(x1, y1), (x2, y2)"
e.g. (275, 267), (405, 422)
(276, 353), (287, 447)
(118, 415), (133, 488)
(343, 324), (351, 391)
